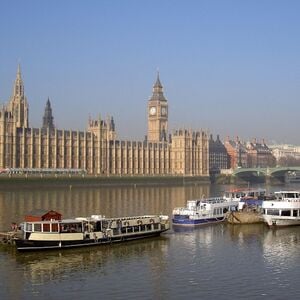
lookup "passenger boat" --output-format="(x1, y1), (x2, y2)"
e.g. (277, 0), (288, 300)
(223, 188), (266, 210)
(14, 211), (170, 251)
(262, 191), (300, 227)
(172, 197), (239, 227)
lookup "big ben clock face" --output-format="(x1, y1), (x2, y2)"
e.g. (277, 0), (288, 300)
(161, 107), (167, 115)
(150, 107), (156, 115)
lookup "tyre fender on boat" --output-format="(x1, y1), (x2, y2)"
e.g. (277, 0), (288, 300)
(93, 233), (98, 242)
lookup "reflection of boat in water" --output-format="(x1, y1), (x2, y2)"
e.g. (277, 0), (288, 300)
(172, 197), (238, 227)
(262, 191), (300, 227)
(14, 210), (170, 251)
(2, 237), (170, 284)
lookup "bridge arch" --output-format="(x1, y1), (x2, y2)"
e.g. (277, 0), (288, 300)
(232, 166), (300, 180)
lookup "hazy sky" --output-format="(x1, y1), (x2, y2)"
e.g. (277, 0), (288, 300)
(1, 0), (300, 144)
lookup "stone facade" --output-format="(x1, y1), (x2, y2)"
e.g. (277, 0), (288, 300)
(246, 139), (276, 168)
(0, 67), (209, 177)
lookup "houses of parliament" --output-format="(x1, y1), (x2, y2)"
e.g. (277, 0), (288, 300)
(0, 66), (209, 177)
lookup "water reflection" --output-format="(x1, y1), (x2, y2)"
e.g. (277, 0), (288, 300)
(2, 183), (300, 299)
(0, 236), (170, 299)
(263, 228), (300, 267)
(0, 185), (210, 231)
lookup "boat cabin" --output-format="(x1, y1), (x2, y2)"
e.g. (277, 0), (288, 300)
(262, 191), (300, 218)
(224, 188), (266, 201)
(25, 209), (62, 222)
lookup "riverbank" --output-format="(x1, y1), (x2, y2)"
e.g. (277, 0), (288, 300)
(0, 174), (210, 189)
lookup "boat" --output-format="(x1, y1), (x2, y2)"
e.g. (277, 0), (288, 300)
(262, 191), (300, 227)
(14, 211), (170, 251)
(227, 210), (264, 224)
(285, 171), (300, 183)
(225, 188), (267, 224)
(172, 197), (239, 227)
(223, 188), (266, 210)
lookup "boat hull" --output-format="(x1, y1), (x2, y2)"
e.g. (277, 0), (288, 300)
(263, 215), (300, 227)
(172, 216), (225, 227)
(227, 211), (263, 224)
(15, 229), (168, 251)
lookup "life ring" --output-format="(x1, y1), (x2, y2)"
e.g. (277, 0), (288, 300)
(149, 218), (154, 224)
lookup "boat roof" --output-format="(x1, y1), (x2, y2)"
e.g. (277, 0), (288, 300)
(24, 218), (82, 224)
(274, 191), (300, 194)
(225, 188), (266, 193)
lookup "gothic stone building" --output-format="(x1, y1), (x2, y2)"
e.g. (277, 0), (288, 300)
(0, 66), (209, 176)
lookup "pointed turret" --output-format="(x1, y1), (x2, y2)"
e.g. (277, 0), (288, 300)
(149, 72), (167, 102)
(42, 98), (55, 130)
(13, 64), (24, 98)
(8, 64), (29, 128)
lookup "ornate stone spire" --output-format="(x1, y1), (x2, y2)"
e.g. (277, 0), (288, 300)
(42, 98), (55, 130)
(8, 64), (29, 128)
(149, 72), (167, 102)
(13, 64), (24, 97)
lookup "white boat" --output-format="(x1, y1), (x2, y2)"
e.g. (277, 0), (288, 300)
(14, 212), (170, 251)
(223, 188), (266, 210)
(262, 191), (300, 227)
(172, 197), (239, 227)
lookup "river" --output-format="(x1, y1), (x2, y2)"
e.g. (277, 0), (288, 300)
(1, 182), (300, 299)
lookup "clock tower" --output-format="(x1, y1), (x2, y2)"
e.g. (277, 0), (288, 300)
(147, 73), (168, 142)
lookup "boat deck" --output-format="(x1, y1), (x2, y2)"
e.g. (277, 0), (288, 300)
(0, 231), (19, 244)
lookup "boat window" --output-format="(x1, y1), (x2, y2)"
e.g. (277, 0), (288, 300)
(61, 223), (82, 233)
(293, 210), (298, 217)
(26, 223), (32, 232)
(286, 193), (296, 198)
(95, 221), (101, 231)
(281, 210), (291, 217)
(42, 223), (51, 232)
(267, 209), (279, 216)
(34, 223), (42, 232)
(52, 223), (59, 232)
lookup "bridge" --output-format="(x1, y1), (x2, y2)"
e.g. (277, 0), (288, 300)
(232, 166), (300, 181)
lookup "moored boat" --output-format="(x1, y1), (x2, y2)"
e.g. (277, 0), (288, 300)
(224, 188), (267, 224)
(223, 188), (266, 210)
(227, 211), (264, 224)
(262, 191), (300, 227)
(14, 210), (170, 251)
(172, 197), (239, 227)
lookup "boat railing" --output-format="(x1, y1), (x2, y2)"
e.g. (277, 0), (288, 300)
(106, 215), (165, 222)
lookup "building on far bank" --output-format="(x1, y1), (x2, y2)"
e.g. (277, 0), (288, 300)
(269, 144), (300, 160)
(224, 137), (248, 168)
(246, 139), (276, 168)
(209, 134), (229, 174)
(224, 136), (275, 169)
(0, 66), (209, 177)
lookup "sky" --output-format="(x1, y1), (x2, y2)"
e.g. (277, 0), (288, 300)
(0, 0), (300, 144)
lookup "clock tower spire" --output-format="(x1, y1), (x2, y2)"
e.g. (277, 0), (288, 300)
(147, 72), (168, 142)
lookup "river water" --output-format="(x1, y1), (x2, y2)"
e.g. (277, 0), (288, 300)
(1, 183), (300, 299)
